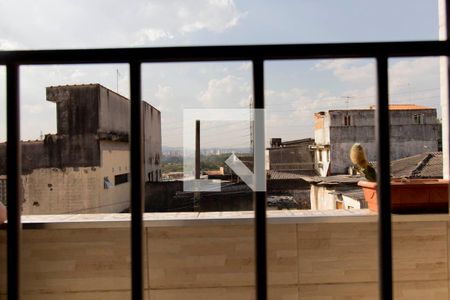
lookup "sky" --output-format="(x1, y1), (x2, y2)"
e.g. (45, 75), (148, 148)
(0, 0), (442, 149)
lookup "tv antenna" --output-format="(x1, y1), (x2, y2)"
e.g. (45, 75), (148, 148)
(342, 95), (354, 109)
(116, 69), (121, 93)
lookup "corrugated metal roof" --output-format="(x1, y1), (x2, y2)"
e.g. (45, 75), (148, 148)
(391, 152), (442, 178)
(267, 170), (313, 180)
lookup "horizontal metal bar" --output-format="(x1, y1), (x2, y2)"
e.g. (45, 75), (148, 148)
(0, 41), (448, 65)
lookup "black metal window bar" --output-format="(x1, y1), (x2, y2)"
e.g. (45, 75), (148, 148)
(1, 12), (449, 300)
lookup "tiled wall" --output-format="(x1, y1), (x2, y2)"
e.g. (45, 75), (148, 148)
(0, 218), (449, 299)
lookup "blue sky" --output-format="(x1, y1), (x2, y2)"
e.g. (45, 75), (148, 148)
(0, 0), (442, 148)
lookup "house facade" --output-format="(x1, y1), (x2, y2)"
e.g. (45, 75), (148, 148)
(312, 104), (440, 176)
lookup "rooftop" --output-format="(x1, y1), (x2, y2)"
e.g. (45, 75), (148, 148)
(323, 104), (435, 114)
(267, 170), (317, 180)
(391, 152), (443, 178)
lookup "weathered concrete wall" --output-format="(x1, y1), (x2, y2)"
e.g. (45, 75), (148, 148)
(310, 185), (362, 210)
(268, 143), (315, 173)
(143, 103), (162, 182)
(330, 137), (438, 174)
(47, 85), (100, 136)
(99, 140), (131, 213)
(20, 146), (131, 214)
(329, 109), (375, 127)
(21, 167), (101, 214)
(310, 185), (336, 210)
(0, 135), (101, 175)
(0, 84), (161, 214)
(18, 141), (132, 215)
(1, 214), (448, 299)
(98, 87), (130, 135)
(313, 112), (330, 144)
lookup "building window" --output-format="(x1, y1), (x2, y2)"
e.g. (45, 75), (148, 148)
(114, 173), (129, 185)
(318, 150), (323, 162)
(413, 113), (424, 124)
(344, 115), (351, 126)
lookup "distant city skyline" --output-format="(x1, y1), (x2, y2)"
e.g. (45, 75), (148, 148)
(0, 0), (441, 147)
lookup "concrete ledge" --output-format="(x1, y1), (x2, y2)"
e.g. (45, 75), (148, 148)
(0, 209), (448, 229)
(1, 211), (449, 298)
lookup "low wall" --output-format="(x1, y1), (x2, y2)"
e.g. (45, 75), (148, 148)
(1, 210), (449, 299)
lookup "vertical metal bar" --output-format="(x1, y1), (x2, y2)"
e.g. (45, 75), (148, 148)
(376, 56), (393, 300)
(447, 0), (450, 215)
(438, 0), (450, 182)
(252, 59), (267, 300)
(6, 63), (21, 300)
(130, 61), (144, 300)
(195, 120), (200, 180)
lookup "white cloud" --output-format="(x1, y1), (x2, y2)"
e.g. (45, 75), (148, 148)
(0, 38), (21, 50)
(23, 104), (44, 114)
(314, 59), (375, 84)
(199, 75), (251, 108)
(389, 57), (439, 89)
(153, 84), (175, 111)
(155, 84), (174, 100)
(134, 28), (174, 45)
(136, 0), (245, 45)
(70, 69), (86, 80)
(0, 0), (245, 49)
(174, 0), (244, 33)
(265, 85), (377, 141)
(239, 62), (252, 71)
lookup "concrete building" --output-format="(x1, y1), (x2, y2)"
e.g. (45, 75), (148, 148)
(312, 104), (440, 176)
(267, 138), (316, 175)
(306, 175), (366, 210)
(0, 84), (161, 214)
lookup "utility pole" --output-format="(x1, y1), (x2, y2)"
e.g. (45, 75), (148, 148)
(116, 69), (120, 93)
(342, 95), (353, 109)
(195, 120), (200, 179)
(194, 120), (200, 211)
(249, 97), (254, 153)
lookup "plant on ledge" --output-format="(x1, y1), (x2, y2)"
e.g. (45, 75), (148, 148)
(350, 143), (448, 213)
(350, 143), (376, 182)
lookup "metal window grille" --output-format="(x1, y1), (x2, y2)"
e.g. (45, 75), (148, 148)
(1, 7), (449, 300)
